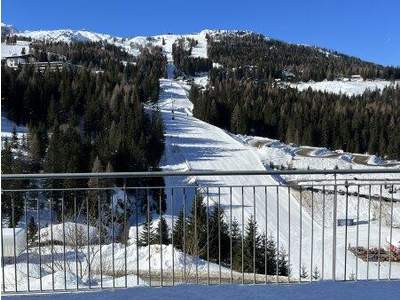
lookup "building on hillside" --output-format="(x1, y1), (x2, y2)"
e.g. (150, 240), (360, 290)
(2, 55), (71, 72)
(337, 218), (355, 226)
(2, 53), (36, 69)
(29, 61), (68, 72)
(351, 74), (363, 81)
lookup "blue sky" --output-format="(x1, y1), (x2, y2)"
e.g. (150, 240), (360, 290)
(2, 0), (399, 66)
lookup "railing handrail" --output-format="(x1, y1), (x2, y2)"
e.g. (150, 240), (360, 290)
(2, 168), (400, 180)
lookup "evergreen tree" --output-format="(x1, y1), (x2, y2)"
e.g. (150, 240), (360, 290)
(27, 216), (38, 246)
(138, 214), (156, 247)
(172, 209), (185, 250)
(264, 235), (278, 275)
(155, 216), (170, 245)
(312, 266), (320, 280)
(187, 194), (207, 257)
(277, 247), (289, 276)
(242, 215), (263, 273)
(11, 126), (18, 149)
(208, 205), (230, 262)
(300, 265), (309, 279)
(230, 217), (242, 270)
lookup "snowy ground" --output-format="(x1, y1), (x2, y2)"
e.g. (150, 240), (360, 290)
(234, 134), (400, 226)
(4, 281), (400, 300)
(156, 74), (400, 281)
(289, 79), (400, 96)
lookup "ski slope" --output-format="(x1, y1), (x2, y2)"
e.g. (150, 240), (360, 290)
(157, 75), (400, 280)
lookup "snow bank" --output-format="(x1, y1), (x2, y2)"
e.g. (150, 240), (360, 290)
(39, 222), (98, 245)
(92, 243), (232, 275)
(367, 155), (385, 166)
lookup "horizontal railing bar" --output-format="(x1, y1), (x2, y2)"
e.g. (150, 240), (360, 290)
(2, 183), (399, 193)
(292, 179), (400, 183)
(2, 168), (400, 180)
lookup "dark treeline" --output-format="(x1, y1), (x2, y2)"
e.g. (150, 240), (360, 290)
(207, 32), (400, 81)
(189, 32), (400, 159)
(30, 41), (135, 69)
(139, 194), (290, 276)
(2, 45), (166, 174)
(191, 79), (400, 159)
(1, 43), (167, 225)
(172, 38), (212, 76)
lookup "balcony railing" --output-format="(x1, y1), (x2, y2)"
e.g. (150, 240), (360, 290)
(1, 169), (400, 293)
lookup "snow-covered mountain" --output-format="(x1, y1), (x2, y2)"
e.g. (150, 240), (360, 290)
(1, 22), (17, 36)
(1, 22), (218, 59)
(2, 22), (398, 96)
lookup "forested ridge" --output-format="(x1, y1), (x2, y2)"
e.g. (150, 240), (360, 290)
(189, 32), (400, 159)
(207, 32), (400, 81)
(2, 42), (166, 175)
(191, 80), (400, 158)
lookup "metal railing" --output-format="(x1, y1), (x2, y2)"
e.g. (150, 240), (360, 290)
(1, 169), (400, 293)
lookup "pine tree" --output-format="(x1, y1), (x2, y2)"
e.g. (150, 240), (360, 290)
(138, 214), (156, 247)
(264, 234), (278, 275)
(187, 194), (207, 257)
(230, 103), (241, 133)
(242, 215), (263, 273)
(230, 217), (242, 270)
(1, 138), (13, 174)
(27, 126), (46, 171)
(11, 126), (19, 150)
(277, 247), (289, 276)
(300, 265), (309, 279)
(208, 204), (230, 262)
(172, 209), (185, 250)
(312, 266), (320, 280)
(155, 216), (170, 245)
(27, 216), (38, 246)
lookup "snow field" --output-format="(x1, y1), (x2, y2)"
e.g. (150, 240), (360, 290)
(290, 79), (400, 96)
